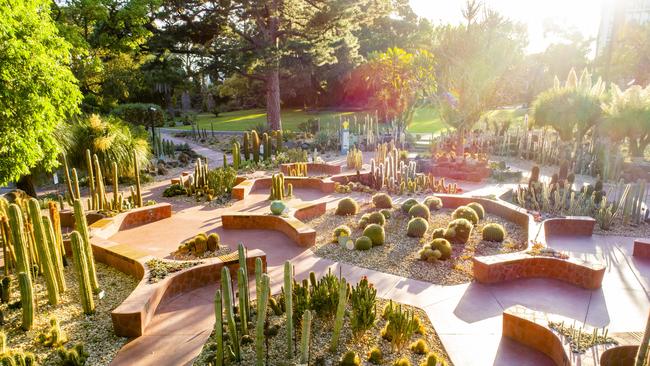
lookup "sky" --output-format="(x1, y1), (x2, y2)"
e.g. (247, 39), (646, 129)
(409, 0), (608, 54)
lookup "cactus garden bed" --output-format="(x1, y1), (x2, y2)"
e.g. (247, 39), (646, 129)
(0, 262), (138, 365)
(309, 203), (527, 285)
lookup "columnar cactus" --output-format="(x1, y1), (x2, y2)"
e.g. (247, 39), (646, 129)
(62, 153), (75, 202)
(214, 289), (224, 366)
(243, 132), (250, 161)
(18, 272), (34, 330)
(93, 154), (106, 210)
(329, 277), (348, 351)
(275, 129), (283, 152)
(237, 244), (250, 322)
(232, 142), (241, 170)
(48, 202), (66, 257)
(70, 231), (95, 314)
(300, 310), (312, 364)
(73, 199), (99, 292)
(237, 268), (248, 335)
(43, 216), (66, 293)
(255, 273), (270, 366)
(7, 204), (31, 280)
(269, 173), (286, 200)
(133, 150), (143, 207)
(263, 132), (271, 160)
(252, 130), (260, 163)
(28, 198), (59, 305)
(284, 261), (293, 357)
(112, 162), (120, 211)
(71, 168), (81, 202)
(85, 149), (95, 210)
(220, 267), (240, 360)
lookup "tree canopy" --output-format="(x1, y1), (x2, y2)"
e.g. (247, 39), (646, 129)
(602, 84), (650, 157)
(0, 0), (82, 186)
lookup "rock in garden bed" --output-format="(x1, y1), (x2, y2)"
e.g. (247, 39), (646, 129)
(309, 203), (527, 285)
(0, 262), (138, 365)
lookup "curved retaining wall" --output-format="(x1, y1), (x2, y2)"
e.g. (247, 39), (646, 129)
(633, 239), (650, 258)
(232, 176), (336, 200)
(543, 216), (596, 238)
(600, 345), (638, 366)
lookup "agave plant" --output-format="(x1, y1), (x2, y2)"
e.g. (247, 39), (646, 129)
(601, 84), (650, 158)
(60, 114), (150, 176)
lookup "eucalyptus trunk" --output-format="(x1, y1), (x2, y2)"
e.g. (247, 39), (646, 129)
(266, 69), (282, 131)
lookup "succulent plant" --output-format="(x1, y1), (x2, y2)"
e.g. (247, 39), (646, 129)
(367, 347), (382, 364)
(401, 198), (418, 213)
(431, 228), (445, 239)
(452, 206), (479, 225)
(482, 223), (506, 242)
(421, 352), (446, 366)
(380, 209), (391, 219)
(332, 225), (352, 243)
(407, 217), (428, 238)
(424, 196), (443, 210)
(270, 200), (286, 215)
(336, 197), (359, 216)
(409, 203), (430, 220)
(444, 218), (472, 244)
(339, 350), (361, 366)
(363, 224), (385, 246)
(367, 212), (386, 226)
(354, 236), (373, 250)
(207, 233), (220, 251)
(467, 202), (485, 220)
(418, 246), (441, 262)
(410, 338), (428, 354)
(430, 238), (452, 260)
(372, 193), (393, 208)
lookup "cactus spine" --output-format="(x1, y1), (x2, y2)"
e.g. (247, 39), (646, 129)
(70, 231), (95, 314)
(220, 266), (240, 361)
(27, 198), (59, 305)
(18, 272), (34, 330)
(329, 277), (347, 351)
(73, 199), (99, 293)
(255, 273), (270, 366)
(284, 261), (293, 357)
(214, 289), (224, 366)
(252, 130), (260, 163)
(133, 150), (143, 207)
(43, 216), (66, 293)
(300, 310), (312, 364)
(243, 132), (250, 161)
(7, 204), (31, 281)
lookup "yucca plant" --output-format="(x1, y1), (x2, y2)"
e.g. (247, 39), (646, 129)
(601, 84), (650, 159)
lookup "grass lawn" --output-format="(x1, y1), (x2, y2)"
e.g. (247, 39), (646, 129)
(169, 106), (525, 135)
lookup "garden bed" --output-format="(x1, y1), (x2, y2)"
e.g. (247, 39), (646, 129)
(309, 204), (527, 285)
(1, 263), (138, 366)
(194, 297), (451, 366)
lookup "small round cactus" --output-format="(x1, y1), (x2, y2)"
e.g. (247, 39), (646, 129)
(270, 200), (286, 215)
(418, 247), (439, 262)
(355, 236), (372, 251)
(407, 217), (428, 238)
(430, 238), (452, 260)
(467, 202), (485, 220)
(194, 235), (207, 255)
(367, 211), (386, 226)
(452, 206), (479, 225)
(340, 350), (362, 366)
(335, 197), (359, 216)
(206, 233), (220, 251)
(363, 224), (385, 246)
(401, 198), (418, 213)
(358, 213), (370, 229)
(367, 347), (382, 364)
(372, 193), (393, 208)
(332, 225), (352, 242)
(444, 218), (473, 244)
(409, 338), (428, 354)
(482, 223), (506, 242)
(380, 209), (391, 219)
(424, 196), (443, 210)
(408, 203), (430, 220)
(431, 228), (445, 239)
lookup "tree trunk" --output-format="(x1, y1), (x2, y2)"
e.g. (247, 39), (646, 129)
(266, 69), (282, 131)
(16, 174), (37, 198)
(457, 127), (465, 156)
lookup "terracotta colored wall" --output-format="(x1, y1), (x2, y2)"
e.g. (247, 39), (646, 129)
(543, 217), (595, 237)
(222, 214), (316, 247)
(118, 203), (172, 231)
(634, 239), (650, 258)
(600, 345), (638, 366)
(280, 163), (342, 176)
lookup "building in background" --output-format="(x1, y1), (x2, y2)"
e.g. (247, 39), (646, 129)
(597, 0), (650, 56)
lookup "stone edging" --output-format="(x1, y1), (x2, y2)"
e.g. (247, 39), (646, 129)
(232, 176), (336, 200)
(221, 201), (326, 247)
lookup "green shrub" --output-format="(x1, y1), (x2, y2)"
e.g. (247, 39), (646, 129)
(407, 217), (428, 238)
(372, 193), (393, 208)
(431, 228), (445, 239)
(340, 351), (361, 366)
(367, 347), (382, 364)
(350, 276), (377, 336)
(163, 184), (187, 197)
(409, 338), (429, 354)
(467, 202), (485, 220)
(336, 197), (359, 216)
(332, 225), (352, 242)
(444, 218), (473, 244)
(401, 198), (418, 213)
(482, 223), (506, 242)
(309, 270), (341, 318)
(206, 233), (220, 251)
(270, 200), (286, 215)
(363, 224), (385, 246)
(424, 196), (443, 210)
(380, 209), (391, 219)
(355, 236), (373, 250)
(430, 238), (452, 260)
(452, 206), (479, 225)
(111, 103), (165, 127)
(409, 203), (430, 220)
(367, 211), (386, 226)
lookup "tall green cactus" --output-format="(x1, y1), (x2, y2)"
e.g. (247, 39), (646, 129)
(252, 130), (260, 163)
(220, 267), (240, 361)
(284, 261), (293, 357)
(255, 257), (263, 293)
(112, 162), (120, 211)
(255, 273), (270, 366)
(7, 204), (31, 281)
(71, 168), (81, 202)
(133, 150), (143, 207)
(232, 142), (241, 170)
(85, 149), (96, 210)
(214, 289), (224, 366)
(18, 272), (34, 331)
(300, 310), (312, 364)
(263, 133), (271, 160)
(275, 130), (283, 152)
(43, 216), (66, 293)
(243, 132), (250, 161)
(62, 153), (75, 203)
(70, 231), (95, 314)
(237, 244), (250, 325)
(93, 155), (106, 210)
(237, 268), (248, 335)
(329, 277), (348, 352)
(269, 173), (286, 201)
(27, 198), (59, 305)
(73, 199), (99, 293)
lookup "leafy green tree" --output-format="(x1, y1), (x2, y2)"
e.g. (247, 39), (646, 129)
(0, 0), (82, 193)
(604, 23), (650, 86)
(602, 84), (650, 158)
(434, 1), (527, 155)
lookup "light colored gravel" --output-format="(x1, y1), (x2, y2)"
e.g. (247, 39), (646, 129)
(309, 204), (527, 285)
(194, 297), (451, 366)
(1, 262), (138, 365)
(593, 219), (650, 238)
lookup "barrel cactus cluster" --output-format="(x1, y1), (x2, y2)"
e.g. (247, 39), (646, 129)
(177, 232), (221, 256)
(335, 198), (359, 216)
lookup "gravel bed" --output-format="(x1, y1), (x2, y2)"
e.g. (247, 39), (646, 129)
(194, 297), (451, 366)
(1, 262), (138, 365)
(309, 204), (527, 285)
(593, 219), (650, 238)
